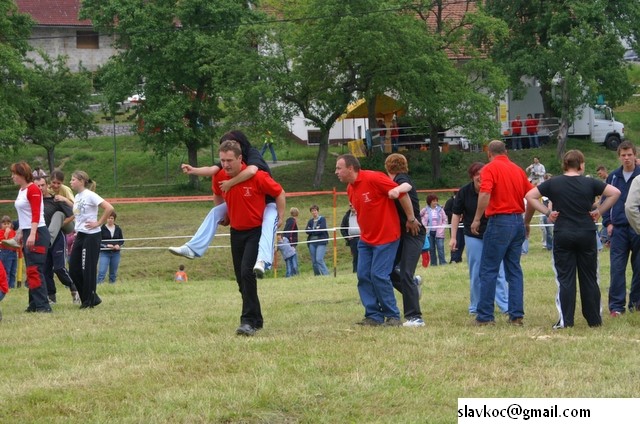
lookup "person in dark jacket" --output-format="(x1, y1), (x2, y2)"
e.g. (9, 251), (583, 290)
(340, 205), (360, 273)
(305, 205), (330, 276)
(98, 211), (124, 284)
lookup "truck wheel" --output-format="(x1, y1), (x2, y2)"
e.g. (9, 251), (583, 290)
(605, 135), (621, 151)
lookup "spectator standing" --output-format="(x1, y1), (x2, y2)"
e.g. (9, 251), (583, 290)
(98, 211), (124, 284)
(283, 207), (299, 248)
(525, 113), (540, 148)
(340, 204), (360, 273)
(525, 157), (546, 186)
(174, 265), (188, 283)
(34, 177), (79, 305)
(596, 165), (608, 181)
(169, 131), (277, 279)
(260, 130), (277, 164)
(420, 194), (448, 265)
(526, 150), (620, 328)
(601, 141), (640, 316)
(385, 153), (426, 327)
(276, 234), (298, 278)
(471, 140), (533, 326)
(444, 192), (465, 263)
(305, 205), (330, 276)
(390, 119), (400, 152)
(0, 216), (18, 289)
(510, 115), (523, 150)
(212, 140), (286, 336)
(335, 154), (419, 327)
(0, 261), (7, 321)
(10, 161), (51, 313)
(450, 162), (509, 315)
(69, 170), (115, 309)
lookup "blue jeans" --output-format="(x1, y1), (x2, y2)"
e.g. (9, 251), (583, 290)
(308, 243), (329, 275)
(186, 202), (277, 269)
(261, 144), (277, 163)
(542, 215), (553, 250)
(512, 136), (522, 150)
(477, 214), (525, 322)
(429, 232), (446, 265)
(357, 239), (400, 322)
(98, 251), (121, 283)
(464, 235), (508, 314)
(285, 254), (298, 277)
(0, 249), (17, 289)
(608, 225), (640, 312)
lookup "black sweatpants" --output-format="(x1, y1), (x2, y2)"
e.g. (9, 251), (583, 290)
(230, 226), (263, 329)
(552, 230), (601, 327)
(391, 230), (425, 320)
(69, 232), (101, 306)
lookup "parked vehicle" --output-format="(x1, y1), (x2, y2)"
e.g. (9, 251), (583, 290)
(500, 84), (625, 150)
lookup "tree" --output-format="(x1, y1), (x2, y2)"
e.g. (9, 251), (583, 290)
(0, 0), (33, 148)
(263, 0), (424, 188)
(19, 54), (97, 172)
(395, 0), (508, 184)
(485, 0), (640, 157)
(81, 0), (268, 187)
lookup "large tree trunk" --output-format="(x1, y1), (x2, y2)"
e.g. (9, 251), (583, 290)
(47, 148), (55, 174)
(556, 78), (570, 159)
(313, 131), (330, 189)
(429, 126), (441, 185)
(187, 142), (200, 188)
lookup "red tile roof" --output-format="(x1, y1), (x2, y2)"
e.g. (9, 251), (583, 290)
(15, 0), (91, 27)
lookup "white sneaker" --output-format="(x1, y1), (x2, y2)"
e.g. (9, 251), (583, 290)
(168, 245), (195, 260)
(253, 260), (266, 278)
(1, 238), (20, 248)
(403, 317), (426, 327)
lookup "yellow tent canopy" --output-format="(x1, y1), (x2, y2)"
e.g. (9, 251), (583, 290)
(340, 94), (405, 120)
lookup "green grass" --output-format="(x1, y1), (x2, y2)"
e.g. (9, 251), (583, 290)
(1, 91), (640, 422)
(2, 242), (640, 423)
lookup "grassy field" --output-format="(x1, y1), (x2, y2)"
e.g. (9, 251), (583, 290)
(1, 79), (640, 422)
(1, 241), (640, 423)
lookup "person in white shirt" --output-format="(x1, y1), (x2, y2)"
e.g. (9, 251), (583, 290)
(69, 171), (114, 309)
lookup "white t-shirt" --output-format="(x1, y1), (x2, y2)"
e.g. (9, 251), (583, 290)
(73, 189), (105, 234)
(15, 184), (46, 230)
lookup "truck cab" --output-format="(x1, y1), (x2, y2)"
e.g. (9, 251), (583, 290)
(568, 105), (624, 150)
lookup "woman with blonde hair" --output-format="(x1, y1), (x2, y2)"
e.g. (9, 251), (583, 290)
(69, 171), (114, 308)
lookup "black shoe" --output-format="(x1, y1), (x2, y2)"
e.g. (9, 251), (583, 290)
(48, 295), (57, 304)
(356, 317), (383, 326)
(80, 294), (102, 309)
(25, 305), (36, 313)
(236, 323), (256, 336)
(35, 308), (52, 313)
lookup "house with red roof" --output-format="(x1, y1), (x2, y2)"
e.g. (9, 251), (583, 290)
(15, 0), (117, 71)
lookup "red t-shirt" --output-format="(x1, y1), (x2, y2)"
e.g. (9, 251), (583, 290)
(479, 155), (533, 216)
(511, 119), (523, 136)
(0, 260), (7, 294)
(525, 118), (538, 135)
(347, 170), (403, 245)
(213, 165), (283, 231)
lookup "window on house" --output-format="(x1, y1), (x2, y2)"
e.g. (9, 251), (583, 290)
(307, 130), (321, 145)
(77, 31), (99, 49)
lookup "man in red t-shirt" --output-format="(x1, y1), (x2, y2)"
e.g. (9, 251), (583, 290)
(471, 140), (533, 326)
(510, 115), (523, 150)
(213, 140), (286, 336)
(525, 113), (539, 148)
(335, 154), (420, 327)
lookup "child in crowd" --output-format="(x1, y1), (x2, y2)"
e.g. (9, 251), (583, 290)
(277, 234), (298, 278)
(174, 264), (188, 283)
(0, 216), (19, 289)
(0, 261), (8, 321)
(421, 233), (431, 268)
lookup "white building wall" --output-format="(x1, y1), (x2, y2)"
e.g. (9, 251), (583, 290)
(289, 115), (368, 144)
(26, 27), (117, 72)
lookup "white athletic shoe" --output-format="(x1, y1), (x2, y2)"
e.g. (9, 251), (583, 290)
(168, 245), (195, 260)
(253, 260), (266, 278)
(403, 317), (426, 327)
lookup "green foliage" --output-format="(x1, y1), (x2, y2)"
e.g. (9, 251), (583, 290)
(0, 0), (33, 147)
(19, 53), (97, 171)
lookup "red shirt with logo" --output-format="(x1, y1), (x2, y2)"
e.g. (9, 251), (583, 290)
(347, 170), (404, 245)
(479, 155), (533, 216)
(213, 164), (283, 231)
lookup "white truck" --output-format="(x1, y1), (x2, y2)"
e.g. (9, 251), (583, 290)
(499, 84), (625, 150)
